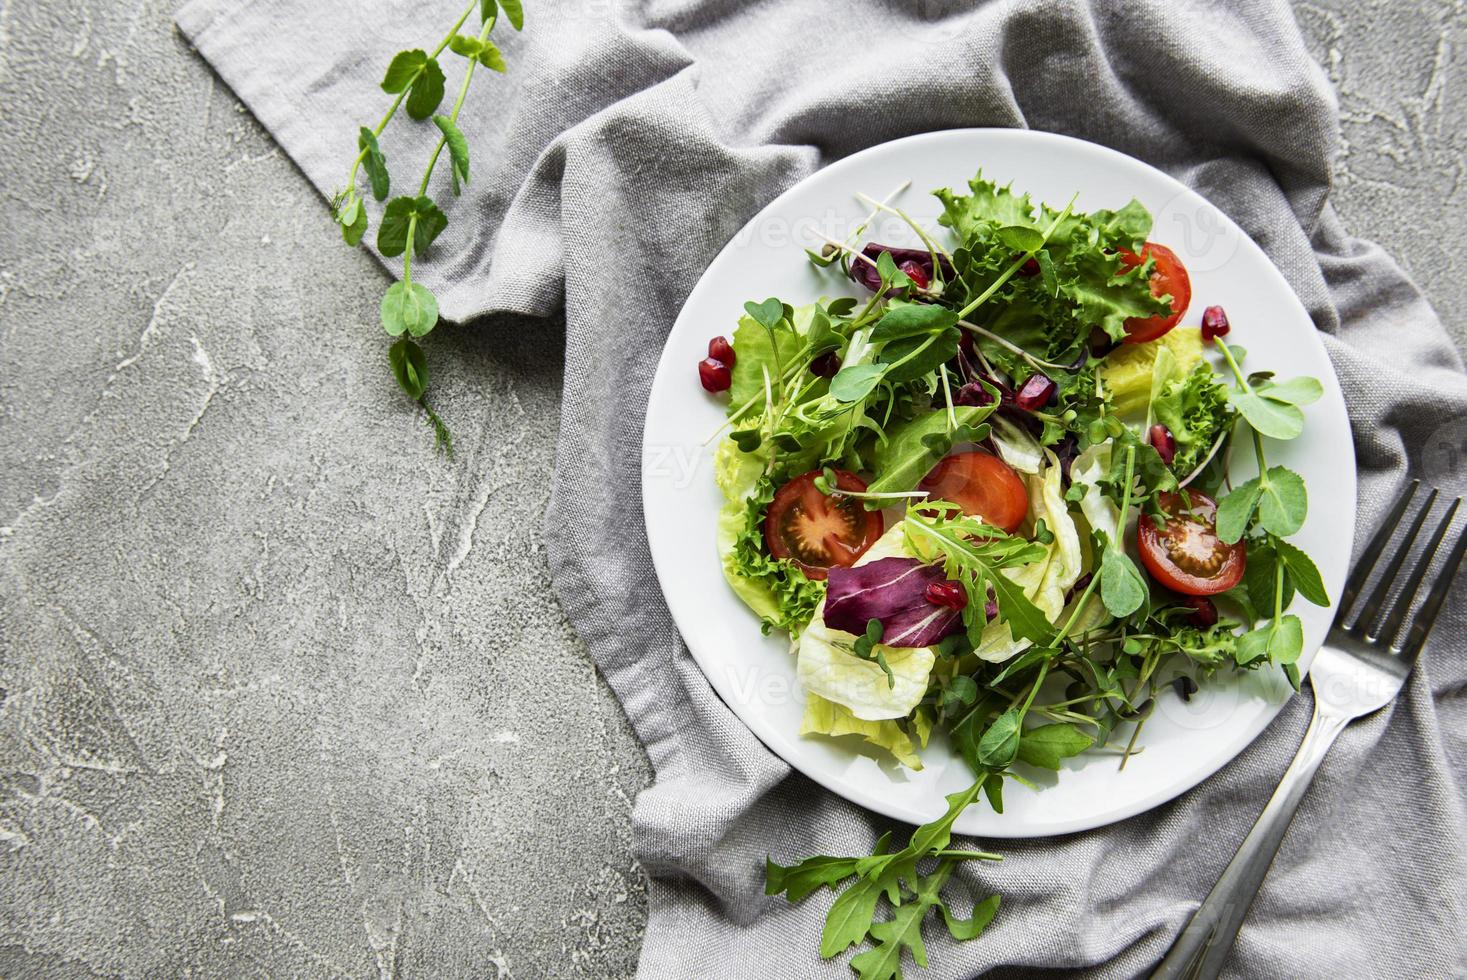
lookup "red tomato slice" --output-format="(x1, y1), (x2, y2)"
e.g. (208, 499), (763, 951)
(1119, 242), (1191, 344)
(765, 469), (884, 581)
(1137, 491), (1245, 596)
(917, 451), (1029, 534)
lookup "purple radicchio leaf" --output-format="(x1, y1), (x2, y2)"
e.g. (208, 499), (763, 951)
(824, 557), (965, 648)
(848, 243), (954, 295)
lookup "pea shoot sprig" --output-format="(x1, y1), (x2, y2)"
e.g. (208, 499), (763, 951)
(332, 0), (526, 454)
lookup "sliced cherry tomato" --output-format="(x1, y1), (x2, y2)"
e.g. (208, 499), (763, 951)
(764, 469), (884, 580)
(1118, 242), (1191, 344)
(917, 451), (1028, 534)
(1137, 491), (1245, 596)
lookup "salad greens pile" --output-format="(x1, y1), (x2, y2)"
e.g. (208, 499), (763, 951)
(706, 171), (1330, 976)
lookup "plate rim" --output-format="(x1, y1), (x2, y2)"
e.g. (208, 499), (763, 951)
(641, 126), (1356, 836)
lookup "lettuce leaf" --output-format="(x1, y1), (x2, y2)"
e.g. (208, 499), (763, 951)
(1097, 327), (1203, 415)
(800, 693), (923, 770)
(867, 405), (994, 494)
(1070, 441), (1121, 548)
(1152, 363), (1235, 476)
(934, 172), (1171, 362)
(715, 437), (824, 634)
(797, 609), (937, 721)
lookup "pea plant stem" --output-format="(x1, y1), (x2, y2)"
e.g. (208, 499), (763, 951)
(347, 0), (479, 190)
(419, 11), (496, 198)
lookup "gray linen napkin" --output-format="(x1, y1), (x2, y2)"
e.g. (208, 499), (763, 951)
(177, 0), (1467, 975)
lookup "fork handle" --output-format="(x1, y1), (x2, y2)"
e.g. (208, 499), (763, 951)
(1151, 698), (1349, 980)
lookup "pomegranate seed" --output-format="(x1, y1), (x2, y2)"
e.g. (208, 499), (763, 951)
(810, 351), (841, 378)
(1201, 305), (1230, 342)
(954, 381), (993, 407)
(698, 357), (731, 392)
(1019, 257), (1040, 276)
(1014, 373), (1057, 411)
(708, 335), (736, 366)
(1149, 423), (1176, 465)
(1182, 596), (1218, 628)
(899, 260), (930, 290)
(924, 580), (968, 610)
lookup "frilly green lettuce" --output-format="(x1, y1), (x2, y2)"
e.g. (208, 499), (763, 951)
(715, 433), (824, 634)
(800, 693), (922, 770)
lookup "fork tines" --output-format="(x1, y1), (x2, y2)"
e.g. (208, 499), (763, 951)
(1337, 479), (1467, 657)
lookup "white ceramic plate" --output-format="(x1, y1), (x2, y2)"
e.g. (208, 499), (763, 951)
(642, 129), (1355, 837)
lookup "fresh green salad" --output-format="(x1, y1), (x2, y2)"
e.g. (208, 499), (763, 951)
(695, 171), (1330, 974)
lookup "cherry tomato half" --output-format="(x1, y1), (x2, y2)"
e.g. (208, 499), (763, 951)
(917, 451), (1029, 534)
(1119, 242), (1191, 344)
(764, 469), (884, 581)
(1137, 491), (1245, 596)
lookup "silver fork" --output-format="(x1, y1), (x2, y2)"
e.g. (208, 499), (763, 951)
(1152, 480), (1467, 980)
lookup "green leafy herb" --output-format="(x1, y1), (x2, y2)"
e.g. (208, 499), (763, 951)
(335, 0), (524, 453)
(1014, 722), (1094, 770)
(769, 782), (1001, 976)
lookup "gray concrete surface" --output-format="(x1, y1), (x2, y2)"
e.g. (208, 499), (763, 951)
(0, 0), (1461, 976)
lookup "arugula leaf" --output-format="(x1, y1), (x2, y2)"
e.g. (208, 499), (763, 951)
(433, 115), (471, 194)
(380, 281), (439, 338)
(876, 327), (961, 384)
(909, 781), (984, 855)
(982, 772), (1004, 813)
(848, 867), (949, 978)
(941, 894), (1001, 941)
(820, 875), (888, 958)
(388, 338), (428, 399)
(765, 848), (868, 902)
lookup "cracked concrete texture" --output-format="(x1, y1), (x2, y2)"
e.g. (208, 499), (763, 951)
(0, 0), (1460, 976)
